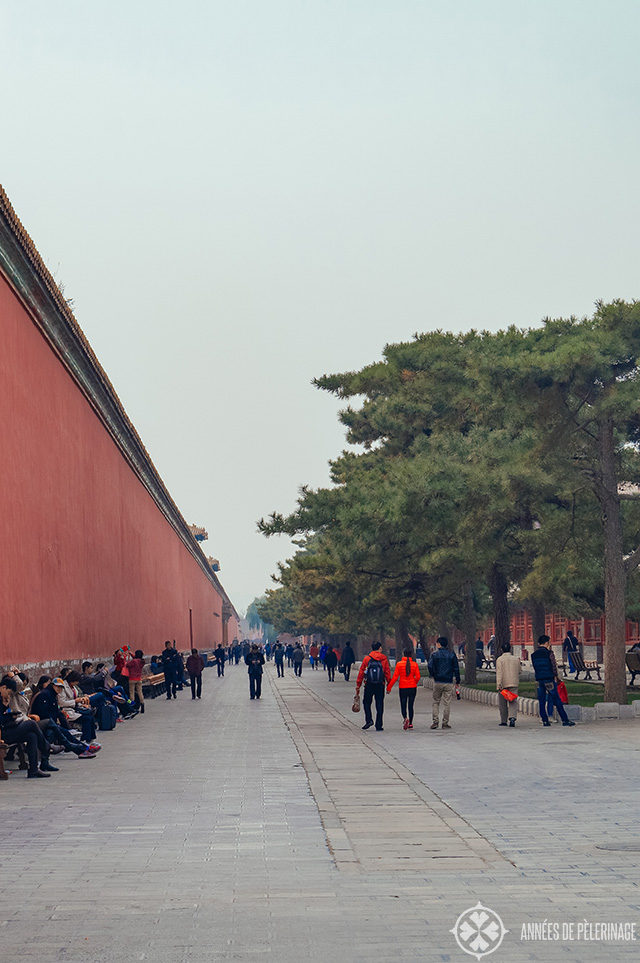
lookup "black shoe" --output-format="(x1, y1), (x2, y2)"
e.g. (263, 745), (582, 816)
(509, 719), (516, 727)
(542, 721), (551, 727)
(375, 727), (384, 731)
(362, 722), (373, 730)
(40, 762), (59, 772)
(562, 720), (575, 726)
(499, 722), (507, 726)
(28, 770), (51, 778)
(140, 704), (145, 713)
(192, 696), (196, 700)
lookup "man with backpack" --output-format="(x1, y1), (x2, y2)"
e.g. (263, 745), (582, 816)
(355, 641), (391, 732)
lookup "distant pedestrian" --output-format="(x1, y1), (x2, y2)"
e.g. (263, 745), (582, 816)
(475, 636), (484, 668)
(387, 647), (421, 729)
(161, 640), (181, 700)
(427, 637), (460, 730)
(127, 650), (146, 713)
(274, 641), (285, 677)
(245, 644), (265, 700)
(214, 644), (226, 677)
(325, 646), (338, 682)
(292, 643), (304, 677)
(340, 642), (355, 681)
(309, 643), (319, 669)
(186, 648), (205, 699)
(319, 643), (328, 670)
(495, 641), (520, 727)
(563, 630), (579, 674)
(355, 641), (391, 732)
(531, 635), (574, 727)
(285, 643), (294, 668)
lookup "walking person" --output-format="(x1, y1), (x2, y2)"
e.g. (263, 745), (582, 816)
(325, 646), (338, 682)
(214, 644), (226, 677)
(309, 642), (319, 669)
(340, 642), (355, 681)
(531, 635), (575, 727)
(319, 642), (328, 671)
(127, 650), (146, 713)
(355, 641), (391, 732)
(292, 643), (305, 677)
(273, 641), (285, 677)
(387, 647), (421, 729)
(285, 643), (294, 668)
(495, 641), (520, 727)
(245, 644), (265, 700)
(563, 629), (579, 674)
(186, 648), (205, 699)
(475, 636), (484, 669)
(161, 640), (180, 700)
(427, 637), (460, 730)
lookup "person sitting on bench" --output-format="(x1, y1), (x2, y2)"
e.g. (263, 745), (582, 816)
(0, 677), (57, 777)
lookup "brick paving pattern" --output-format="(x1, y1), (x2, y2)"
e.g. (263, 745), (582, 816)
(1, 661), (639, 962)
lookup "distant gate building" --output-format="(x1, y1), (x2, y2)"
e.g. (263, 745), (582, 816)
(0, 186), (238, 669)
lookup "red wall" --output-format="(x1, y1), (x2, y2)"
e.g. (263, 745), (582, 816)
(0, 272), (225, 666)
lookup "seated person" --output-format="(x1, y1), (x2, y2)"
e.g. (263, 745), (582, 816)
(0, 677), (56, 777)
(51, 674), (98, 744)
(92, 663), (136, 718)
(30, 676), (98, 757)
(79, 662), (98, 695)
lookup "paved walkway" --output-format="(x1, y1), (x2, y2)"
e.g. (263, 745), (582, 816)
(1, 661), (639, 962)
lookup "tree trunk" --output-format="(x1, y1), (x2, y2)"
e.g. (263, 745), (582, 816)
(462, 582), (476, 684)
(395, 619), (411, 656)
(598, 416), (628, 704)
(379, 625), (388, 657)
(489, 563), (510, 660)
(528, 600), (546, 650)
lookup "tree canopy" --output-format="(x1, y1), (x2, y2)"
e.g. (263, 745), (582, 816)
(259, 300), (640, 702)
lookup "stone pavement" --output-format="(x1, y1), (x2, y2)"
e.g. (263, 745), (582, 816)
(0, 661), (639, 963)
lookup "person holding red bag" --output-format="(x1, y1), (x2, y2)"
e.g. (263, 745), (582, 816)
(495, 641), (521, 728)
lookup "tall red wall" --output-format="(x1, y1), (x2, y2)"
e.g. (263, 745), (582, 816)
(0, 272), (224, 666)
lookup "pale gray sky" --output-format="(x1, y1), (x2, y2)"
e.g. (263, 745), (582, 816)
(1, 1), (639, 612)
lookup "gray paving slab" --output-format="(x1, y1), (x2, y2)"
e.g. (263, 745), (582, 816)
(0, 661), (638, 962)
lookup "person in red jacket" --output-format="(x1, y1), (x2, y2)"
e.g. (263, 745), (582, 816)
(387, 647), (421, 730)
(355, 641), (391, 731)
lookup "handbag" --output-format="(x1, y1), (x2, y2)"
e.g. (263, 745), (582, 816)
(351, 691), (361, 713)
(556, 680), (569, 704)
(500, 688), (517, 702)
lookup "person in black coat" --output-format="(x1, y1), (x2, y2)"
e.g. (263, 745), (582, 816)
(161, 641), (182, 700)
(325, 647), (338, 682)
(214, 644), (226, 677)
(245, 645), (265, 700)
(341, 643), (355, 681)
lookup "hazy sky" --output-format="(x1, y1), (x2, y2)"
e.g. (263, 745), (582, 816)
(1, 1), (639, 613)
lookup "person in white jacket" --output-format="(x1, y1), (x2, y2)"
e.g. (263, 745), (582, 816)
(495, 642), (521, 727)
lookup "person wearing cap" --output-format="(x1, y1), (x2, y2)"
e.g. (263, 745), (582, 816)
(51, 676), (97, 744)
(29, 676), (97, 757)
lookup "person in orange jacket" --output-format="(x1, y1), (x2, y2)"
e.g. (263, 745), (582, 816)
(387, 647), (421, 730)
(355, 641), (391, 731)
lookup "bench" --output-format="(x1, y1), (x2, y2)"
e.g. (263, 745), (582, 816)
(626, 651), (640, 686)
(141, 673), (166, 699)
(572, 651), (602, 681)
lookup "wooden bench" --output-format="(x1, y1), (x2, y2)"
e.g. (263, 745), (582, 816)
(572, 651), (602, 681)
(141, 673), (166, 699)
(626, 651), (640, 686)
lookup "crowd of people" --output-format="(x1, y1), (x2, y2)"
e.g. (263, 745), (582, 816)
(0, 640), (215, 781)
(2, 630), (581, 780)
